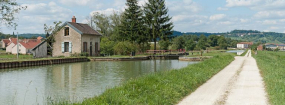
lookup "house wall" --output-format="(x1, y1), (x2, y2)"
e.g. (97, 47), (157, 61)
(6, 43), (15, 53)
(11, 44), (27, 54)
(81, 34), (100, 56)
(277, 46), (285, 50)
(0, 41), (3, 48)
(237, 44), (249, 48)
(33, 42), (47, 58)
(52, 25), (82, 57)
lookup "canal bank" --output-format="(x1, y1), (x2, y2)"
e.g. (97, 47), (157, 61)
(0, 55), (205, 69)
(0, 58), (89, 69)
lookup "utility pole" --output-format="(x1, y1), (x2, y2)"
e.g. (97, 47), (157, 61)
(17, 32), (19, 60)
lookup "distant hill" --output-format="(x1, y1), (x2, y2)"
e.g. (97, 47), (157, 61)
(172, 30), (285, 44)
(225, 30), (285, 44)
(18, 33), (45, 38)
(171, 31), (222, 37)
(0, 33), (45, 40)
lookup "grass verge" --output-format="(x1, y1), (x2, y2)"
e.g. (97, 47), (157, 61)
(239, 49), (248, 56)
(253, 51), (285, 105)
(73, 53), (235, 105)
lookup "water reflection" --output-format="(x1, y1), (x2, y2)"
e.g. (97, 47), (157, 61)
(0, 60), (198, 105)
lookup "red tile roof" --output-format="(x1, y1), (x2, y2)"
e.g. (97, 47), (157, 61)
(238, 42), (253, 45)
(2, 39), (10, 45)
(7, 38), (18, 46)
(20, 39), (41, 49)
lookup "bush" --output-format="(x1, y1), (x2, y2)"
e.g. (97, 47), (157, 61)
(114, 41), (138, 55)
(159, 40), (170, 50)
(100, 37), (115, 55)
(80, 52), (89, 57)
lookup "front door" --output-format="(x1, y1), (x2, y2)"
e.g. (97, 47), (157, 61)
(90, 42), (93, 56)
(95, 42), (98, 56)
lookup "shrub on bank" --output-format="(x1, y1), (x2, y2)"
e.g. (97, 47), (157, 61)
(74, 53), (235, 105)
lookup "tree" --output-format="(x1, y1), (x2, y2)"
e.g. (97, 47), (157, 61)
(91, 12), (111, 37)
(172, 36), (185, 50)
(196, 35), (207, 50)
(185, 39), (196, 51)
(159, 39), (169, 50)
(144, 0), (174, 50)
(208, 35), (219, 47)
(44, 21), (63, 55)
(119, 0), (145, 42)
(100, 37), (115, 55)
(109, 12), (123, 41)
(218, 36), (227, 50)
(0, 0), (27, 29)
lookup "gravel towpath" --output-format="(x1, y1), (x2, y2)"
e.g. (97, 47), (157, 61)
(178, 50), (269, 105)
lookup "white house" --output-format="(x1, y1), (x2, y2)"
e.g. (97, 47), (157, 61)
(6, 37), (42, 54)
(6, 38), (17, 53)
(237, 42), (253, 49)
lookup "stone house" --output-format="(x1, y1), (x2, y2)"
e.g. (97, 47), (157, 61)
(52, 16), (102, 57)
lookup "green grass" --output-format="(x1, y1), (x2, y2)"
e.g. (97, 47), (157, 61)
(0, 54), (87, 63)
(187, 50), (228, 57)
(253, 51), (285, 105)
(72, 53), (235, 105)
(0, 54), (33, 59)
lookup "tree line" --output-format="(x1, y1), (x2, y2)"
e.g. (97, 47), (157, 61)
(91, 0), (173, 55)
(167, 35), (239, 51)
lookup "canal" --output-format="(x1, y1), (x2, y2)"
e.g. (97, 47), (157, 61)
(0, 60), (198, 105)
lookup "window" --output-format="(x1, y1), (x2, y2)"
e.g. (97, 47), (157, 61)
(64, 42), (69, 52)
(64, 27), (69, 36)
(62, 42), (72, 53)
(83, 42), (87, 52)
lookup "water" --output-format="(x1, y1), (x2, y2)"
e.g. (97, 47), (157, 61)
(0, 60), (198, 105)
(227, 50), (245, 55)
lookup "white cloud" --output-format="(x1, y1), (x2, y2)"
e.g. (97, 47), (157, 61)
(16, 2), (73, 33)
(254, 11), (285, 19)
(167, 0), (201, 15)
(262, 20), (277, 25)
(225, 0), (262, 7)
(240, 19), (249, 23)
(219, 21), (232, 25)
(90, 8), (120, 16)
(217, 7), (228, 11)
(210, 14), (226, 21)
(269, 26), (280, 30)
(59, 0), (91, 6)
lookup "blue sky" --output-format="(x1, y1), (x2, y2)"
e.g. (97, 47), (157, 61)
(1, 0), (285, 34)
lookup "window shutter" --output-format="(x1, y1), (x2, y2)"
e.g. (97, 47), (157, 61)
(69, 42), (72, 53)
(61, 42), (64, 53)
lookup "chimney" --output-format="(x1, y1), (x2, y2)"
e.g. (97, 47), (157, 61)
(72, 16), (76, 23)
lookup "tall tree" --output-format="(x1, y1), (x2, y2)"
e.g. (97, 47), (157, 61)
(144, 0), (174, 50)
(218, 36), (227, 50)
(208, 35), (219, 47)
(109, 12), (123, 41)
(0, 0), (27, 29)
(91, 12), (111, 37)
(119, 0), (145, 42)
(172, 36), (185, 50)
(196, 35), (207, 50)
